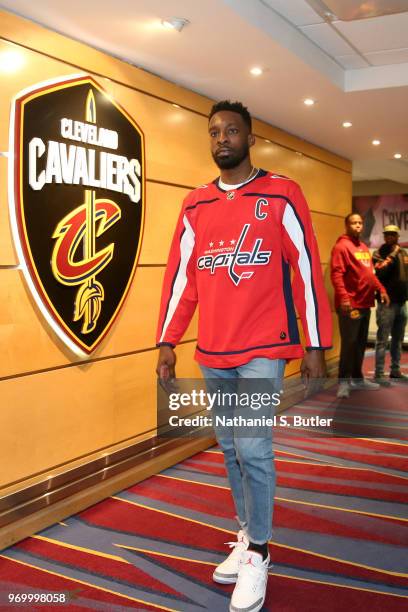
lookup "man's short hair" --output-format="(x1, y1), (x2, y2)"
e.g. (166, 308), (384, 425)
(209, 100), (252, 131)
(345, 212), (362, 224)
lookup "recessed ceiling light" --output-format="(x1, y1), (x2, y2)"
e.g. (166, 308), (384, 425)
(161, 17), (190, 32)
(372, 139), (381, 146)
(342, 121), (352, 128)
(250, 67), (263, 76)
(172, 103), (181, 108)
(394, 153), (402, 159)
(303, 98), (315, 106)
(264, 139), (271, 143)
(0, 49), (24, 73)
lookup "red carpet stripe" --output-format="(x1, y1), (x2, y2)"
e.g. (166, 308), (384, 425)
(79, 498), (229, 552)
(173, 459), (408, 503)
(125, 550), (408, 611)
(129, 475), (408, 546)
(14, 538), (184, 598)
(0, 555), (164, 610)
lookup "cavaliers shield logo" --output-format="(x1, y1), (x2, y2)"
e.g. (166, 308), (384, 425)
(9, 74), (145, 355)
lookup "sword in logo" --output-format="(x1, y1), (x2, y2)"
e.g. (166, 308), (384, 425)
(51, 88), (122, 336)
(74, 89), (104, 334)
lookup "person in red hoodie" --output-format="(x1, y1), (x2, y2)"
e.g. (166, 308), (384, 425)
(330, 213), (390, 398)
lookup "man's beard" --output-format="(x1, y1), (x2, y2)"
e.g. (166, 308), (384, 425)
(212, 142), (250, 170)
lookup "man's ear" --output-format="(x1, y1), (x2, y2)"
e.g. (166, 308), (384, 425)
(248, 133), (255, 148)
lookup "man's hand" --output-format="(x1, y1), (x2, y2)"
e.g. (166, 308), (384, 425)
(301, 350), (327, 379)
(156, 345), (177, 380)
(380, 292), (390, 306)
(300, 350), (327, 397)
(376, 247), (399, 269)
(339, 300), (352, 315)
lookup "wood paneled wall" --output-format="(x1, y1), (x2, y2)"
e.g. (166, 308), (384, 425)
(0, 10), (351, 489)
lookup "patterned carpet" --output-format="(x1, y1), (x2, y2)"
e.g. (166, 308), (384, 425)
(1, 354), (407, 610)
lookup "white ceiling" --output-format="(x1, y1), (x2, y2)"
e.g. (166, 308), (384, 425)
(1, 0), (408, 183)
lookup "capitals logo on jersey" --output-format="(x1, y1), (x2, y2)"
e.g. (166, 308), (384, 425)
(197, 223), (272, 286)
(10, 75), (145, 355)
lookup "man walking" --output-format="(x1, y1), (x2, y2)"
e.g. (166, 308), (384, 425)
(373, 225), (408, 383)
(330, 213), (389, 398)
(156, 100), (332, 612)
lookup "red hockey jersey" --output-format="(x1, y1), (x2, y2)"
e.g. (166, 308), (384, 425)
(157, 170), (332, 368)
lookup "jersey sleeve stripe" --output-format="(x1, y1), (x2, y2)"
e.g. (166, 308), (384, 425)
(159, 257), (181, 339)
(282, 203), (321, 347)
(281, 257), (300, 344)
(159, 215), (195, 342)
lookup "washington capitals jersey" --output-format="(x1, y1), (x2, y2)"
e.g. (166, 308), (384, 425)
(157, 170), (332, 368)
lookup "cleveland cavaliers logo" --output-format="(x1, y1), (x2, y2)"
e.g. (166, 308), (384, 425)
(9, 75), (145, 355)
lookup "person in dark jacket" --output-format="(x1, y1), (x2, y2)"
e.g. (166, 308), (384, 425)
(330, 213), (389, 398)
(373, 225), (408, 383)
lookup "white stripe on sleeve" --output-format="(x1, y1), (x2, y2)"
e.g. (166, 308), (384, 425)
(282, 204), (319, 346)
(159, 215), (195, 342)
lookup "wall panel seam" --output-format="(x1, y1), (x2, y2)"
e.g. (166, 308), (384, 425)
(0, 339), (197, 382)
(138, 264), (166, 267)
(311, 211), (347, 219)
(147, 178), (194, 191)
(0, 322), (338, 381)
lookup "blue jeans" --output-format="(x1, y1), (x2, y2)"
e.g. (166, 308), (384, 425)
(375, 302), (407, 375)
(200, 358), (285, 544)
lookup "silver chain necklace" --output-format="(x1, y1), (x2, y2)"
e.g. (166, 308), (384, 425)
(221, 166), (259, 189)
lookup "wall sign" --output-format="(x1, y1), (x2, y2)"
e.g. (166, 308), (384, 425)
(9, 74), (145, 356)
(353, 194), (408, 248)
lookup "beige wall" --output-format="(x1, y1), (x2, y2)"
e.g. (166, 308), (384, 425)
(0, 10), (351, 489)
(353, 180), (408, 196)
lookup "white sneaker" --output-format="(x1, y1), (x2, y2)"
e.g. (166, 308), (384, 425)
(337, 381), (350, 398)
(230, 550), (269, 612)
(213, 530), (249, 584)
(350, 379), (380, 390)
